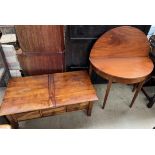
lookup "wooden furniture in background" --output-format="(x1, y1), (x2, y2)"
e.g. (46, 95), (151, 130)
(15, 25), (65, 75)
(89, 26), (154, 108)
(0, 71), (98, 128)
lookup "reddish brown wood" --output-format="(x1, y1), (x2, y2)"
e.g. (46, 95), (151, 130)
(129, 80), (145, 108)
(42, 107), (66, 117)
(90, 26), (150, 59)
(102, 78), (112, 109)
(15, 25), (65, 75)
(0, 75), (52, 116)
(15, 25), (64, 52)
(90, 26), (154, 108)
(53, 71), (98, 107)
(48, 74), (56, 106)
(0, 71), (98, 126)
(90, 57), (153, 84)
(18, 54), (64, 75)
(66, 102), (89, 112)
(87, 102), (93, 116)
(13, 110), (41, 121)
(6, 115), (18, 129)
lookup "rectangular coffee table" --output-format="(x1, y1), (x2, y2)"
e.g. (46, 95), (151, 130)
(0, 71), (98, 128)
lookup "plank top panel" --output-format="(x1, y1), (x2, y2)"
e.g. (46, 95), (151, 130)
(53, 71), (98, 106)
(0, 75), (52, 116)
(90, 57), (154, 80)
(15, 25), (64, 52)
(90, 26), (154, 83)
(0, 71), (98, 116)
(90, 26), (150, 58)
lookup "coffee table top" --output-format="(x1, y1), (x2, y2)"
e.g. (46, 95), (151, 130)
(0, 75), (51, 116)
(90, 26), (154, 83)
(54, 71), (97, 107)
(0, 71), (98, 116)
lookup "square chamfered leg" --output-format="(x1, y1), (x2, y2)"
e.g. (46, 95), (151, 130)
(102, 79), (112, 109)
(132, 84), (138, 92)
(87, 101), (93, 116)
(130, 80), (145, 108)
(6, 115), (19, 129)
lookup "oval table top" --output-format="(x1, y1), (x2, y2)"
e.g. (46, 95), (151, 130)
(90, 26), (154, 84)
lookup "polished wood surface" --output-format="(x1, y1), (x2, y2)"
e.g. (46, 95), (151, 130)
(18, 54), (64, 75)
(15, 25), (65, 75)
(102, 78), (112, 109)
(54, 71), (98, 106)
(90, 57), (153, 83)
(129, 81), (145, 108)
(0, 71), (98, 126)
(90, 26), (154, 83)
(15, 25), (64, 52)
(0, 75), (51, 116)
(90, 26), (154, 108)
(65, 25), (151, 85)
(90, 26), (150, 58)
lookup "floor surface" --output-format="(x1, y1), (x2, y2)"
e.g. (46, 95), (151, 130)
(0, 84), (155, 129)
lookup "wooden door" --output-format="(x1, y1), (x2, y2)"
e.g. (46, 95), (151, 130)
(15, 25), (64, 75)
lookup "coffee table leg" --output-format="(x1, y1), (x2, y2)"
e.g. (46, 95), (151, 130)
(130, 81), (144, 108)
(87, 101), (93, 116)
(102, 79), (112, 109)
(6, 115), (19, 129)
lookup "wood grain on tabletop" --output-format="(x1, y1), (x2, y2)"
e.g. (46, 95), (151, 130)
(0, 75), (52, 116)
(90, 26), (154, 82)
(90, 26), (150, 59)
(53, 71), (98, 107)
(0, 71), (98, 116)
(90, 57), (153, 80)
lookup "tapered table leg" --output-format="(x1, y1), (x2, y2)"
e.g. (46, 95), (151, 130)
(87, 101), (93, 116)
(6, 115), (19, 129)
(102, 79), (112, 109)
(147, 94), (155, 108)
(132, 84), (138, 92)
(130, 81), (144, 108)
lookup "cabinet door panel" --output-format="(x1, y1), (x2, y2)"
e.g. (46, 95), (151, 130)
(15, 25), (65, 75)
(15, 25), (64, 52)
(18, 53), (64, 75)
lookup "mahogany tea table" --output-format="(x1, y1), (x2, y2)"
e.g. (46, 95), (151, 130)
(89, 26), (154, 109)
(0, 71), (98, 128)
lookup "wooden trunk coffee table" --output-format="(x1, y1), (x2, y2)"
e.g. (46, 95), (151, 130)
(89, 26), (154, 109)
(0, 71), (98, 128)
